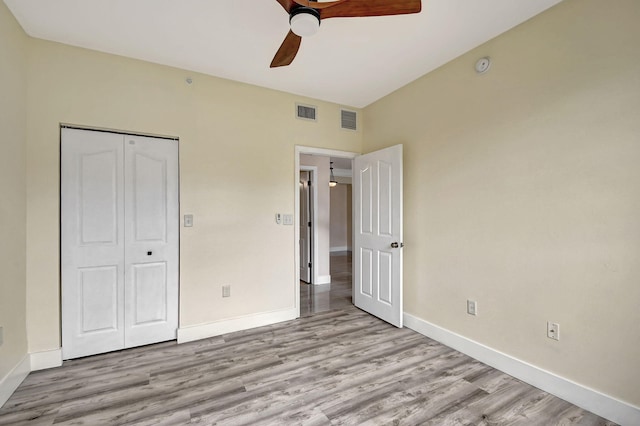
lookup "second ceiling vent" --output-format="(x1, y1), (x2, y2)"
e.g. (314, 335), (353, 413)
(341, 109), (357, 131)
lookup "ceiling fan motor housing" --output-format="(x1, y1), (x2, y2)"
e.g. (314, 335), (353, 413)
(290, 7), (321, 37)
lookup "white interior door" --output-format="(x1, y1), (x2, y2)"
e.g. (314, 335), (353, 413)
(61, 129), (125, 358)
(299, 171), (312, 283)
(62, 128), (179, 359)
(123, 135), (179, 348)
(353, 144), (403, 327)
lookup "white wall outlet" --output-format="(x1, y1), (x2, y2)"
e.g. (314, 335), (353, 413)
(0, 326), (3, 346)
(275, 213), (282, 224)
(283, 214), (294, 225)
(467, 300), (477, 316)
(222, 285), (231, 298)
(547, 322), (560, 340)
(184, 214), (193, 227)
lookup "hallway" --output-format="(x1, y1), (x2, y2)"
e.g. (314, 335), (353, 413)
(300, 251), (352, 317)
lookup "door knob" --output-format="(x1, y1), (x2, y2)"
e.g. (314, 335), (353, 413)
(391, 242), (404, 248)
(147, 251), (153, 256)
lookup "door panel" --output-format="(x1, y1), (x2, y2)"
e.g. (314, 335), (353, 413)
(132, 262), (168, 325)
(353, 145), (403, 327)
(360, 166), (373, 234)
(133, 152), (167, 242)
(124, 135), (179, 348)
(379, 252), (393, 305)
(360, 248), (373, 296)
(79, 151), (119, 244)
(78, 266), (119, 333)
(378, 161), (393, 236)
(299, 171), (312, 283)
(62, 128), (125, 359)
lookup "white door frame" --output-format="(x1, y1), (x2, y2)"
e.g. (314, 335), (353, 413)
(300, 166), (317, 284)
(294, 145), (358, 318)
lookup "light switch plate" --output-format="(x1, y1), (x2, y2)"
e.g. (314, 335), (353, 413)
(184, 214), (193, 227)
(467, 300), (477, 316)
(283, 214), (294, 225)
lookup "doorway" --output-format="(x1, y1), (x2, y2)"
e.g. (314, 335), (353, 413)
(296, 147), (357, 317)
(295, 145), (404, 327)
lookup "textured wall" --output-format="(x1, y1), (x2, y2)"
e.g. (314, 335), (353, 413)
(364, 0), (640, 407)
(24, 38), (362, 352)
(0, 0), (28, 387)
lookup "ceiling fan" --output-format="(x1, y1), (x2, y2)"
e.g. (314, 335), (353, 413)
(271, 0), (422, 68)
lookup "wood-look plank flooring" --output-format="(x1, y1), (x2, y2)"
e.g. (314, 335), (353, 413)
(0, 253), (616, 425)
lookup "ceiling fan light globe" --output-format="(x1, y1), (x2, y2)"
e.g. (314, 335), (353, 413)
(290, 12), (320, 37)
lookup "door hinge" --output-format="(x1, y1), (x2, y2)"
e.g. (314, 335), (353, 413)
(308, 180), (311, 186)
(308, 262), (312, 268)
(308, 222), (311, 227)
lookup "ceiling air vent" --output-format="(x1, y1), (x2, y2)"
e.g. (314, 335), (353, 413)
(296, 103), (317, 121)
(341, 109), (357, 131)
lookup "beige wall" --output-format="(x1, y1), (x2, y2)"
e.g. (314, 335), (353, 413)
(330, 184), (352, 252)
(6, 0), (639, 412)
(25, 39), (362, 352)
(0, 1), (28, 382)
(300, 155), (331, 281)
(364, 0), (640, 407)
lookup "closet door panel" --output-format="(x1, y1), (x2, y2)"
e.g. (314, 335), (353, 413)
(61, 128), (126, 359)
(124, 135), (179, 348)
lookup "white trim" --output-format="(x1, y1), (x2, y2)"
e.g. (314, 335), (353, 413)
(316, 275), (331, 285)
(30, 349), (63, 371)
(177, 307), (297, 344)
(0, 354), (30, 408)
(403, 312), (640, 426)
(294, 146), (359, 320)
(330, 246), (350, 253)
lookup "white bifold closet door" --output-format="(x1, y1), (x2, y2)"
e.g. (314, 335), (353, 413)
(61, 127), (179, 360)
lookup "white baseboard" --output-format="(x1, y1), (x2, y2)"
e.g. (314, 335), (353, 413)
(0, 354), (30, 408)
(403, 313), (640, 426)
(177, 307), (297, 344)
(316, 275), (331, 285)
(30, 348), (63, 371)
(330, 246), (350, 253)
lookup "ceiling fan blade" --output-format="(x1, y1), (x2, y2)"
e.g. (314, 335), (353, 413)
(292, 0), (345, 9)
(275, 0), (296, 13)
(270, 30), (303, 68)
(318, 0), (422, 19)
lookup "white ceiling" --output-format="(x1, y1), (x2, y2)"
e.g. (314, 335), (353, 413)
(4, 0), (561, 108)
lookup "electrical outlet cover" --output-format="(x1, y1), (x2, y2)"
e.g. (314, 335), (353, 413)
(547, 322), (560, 340)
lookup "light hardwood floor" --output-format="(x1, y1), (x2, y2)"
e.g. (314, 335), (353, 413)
(0, 253), (615, 425)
